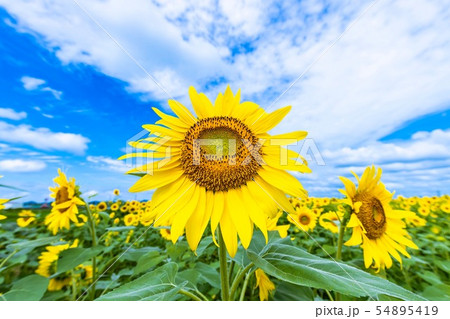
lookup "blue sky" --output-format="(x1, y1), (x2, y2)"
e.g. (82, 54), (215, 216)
(0, 0), (449, 204)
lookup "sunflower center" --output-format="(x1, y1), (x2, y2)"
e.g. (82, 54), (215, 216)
(55, 187), (70, 213)
(299, 215), (310, 225)
(181, 116), (262, 192)
(355, 193), (386, 239)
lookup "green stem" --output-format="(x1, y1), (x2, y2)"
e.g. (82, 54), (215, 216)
(218, 227), (230, 301)
(239, 268), (256, 301)
(325, 289), (334, 301)
(85, 201), (98, 300)
(228, 260), (235, 285)
(179, 289), (203, 301)
(71, 270), (77, 301)
(0, 249), (18, 270)
(229, 263), (254, 300)
(335, 218), (346, 301)
(336, 220), (345, 261)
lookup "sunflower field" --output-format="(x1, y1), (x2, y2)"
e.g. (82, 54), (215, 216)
(0, 87), (449, 302)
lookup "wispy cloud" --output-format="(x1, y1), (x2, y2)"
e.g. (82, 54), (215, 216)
(87, 155), (129, 173)
(21, 76), (45, 90)
(20, 75), (62, 99)
(0, 107), (27, 120)
(0, 121), (90, 155)
(0, 158), (46, 172)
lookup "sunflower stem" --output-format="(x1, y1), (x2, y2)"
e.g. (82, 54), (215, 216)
(218, 227), (230, 301)
(0, 249), (18, 270)
(71, 270), (77, 300)
(239, 268), (256, 301)
(229, 262), (254, 300)
(335, 219), (346, 301)
(179, 288), (203, 301)
(84, 201), (98, 300)
(336, 220), (345, 261)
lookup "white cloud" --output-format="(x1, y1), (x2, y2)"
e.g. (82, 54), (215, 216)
(0, 108), (27, 120)
(2, 0), (449, 148)
(21, 76), (45, 90)
(20, 75), (62, 99)
(0, 159), (46, 172)
(41, 87), (63, 100)
(0, 121), (90, 155)
(87, 155), (129, 173)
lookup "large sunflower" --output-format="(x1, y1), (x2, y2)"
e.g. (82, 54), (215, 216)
(120, 86), (310, 256)
(339, 165), (418, 271)
(36, 240), (79, 291)
(46, 169), (84, 235)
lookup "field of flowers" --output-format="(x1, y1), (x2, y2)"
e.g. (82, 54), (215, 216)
(1, 88), (449, 302)
(0, 183), (448, 301)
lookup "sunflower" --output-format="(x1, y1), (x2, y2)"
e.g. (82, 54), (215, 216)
(319, 211), (343, 234)
(123, 213), (138, 226)
(97, 202), (107, 211)
(17, 210), (36, 227)
(36, 240), (79, 291)
(113, 189), (120, 196)
(120, 86), (310, 257)
(288, 206), (317, 232)
(111, 203), (119, 211)
(340, 165), (418, 271)
(255, 269), (275, 301)
(46, 169), (84, 235)
(405, 212), (427, 227)
(440, 202), (450, 214)
(160, 228), (172, 241)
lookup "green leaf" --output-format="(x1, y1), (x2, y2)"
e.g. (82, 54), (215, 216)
(97, 263), (184, 301)
(273, 281), (314, 301)
(247, 235), (426, 301)
(421, 284), (450, 301)
(106, 226), (135, 232)
(2, 275), (49, 301)
(195, 262), (220, 289)
(7, 237), (60, 252)
(122, 247), (160, 262)
(57, 246), (104, 274)
(133, 251), (165, 274)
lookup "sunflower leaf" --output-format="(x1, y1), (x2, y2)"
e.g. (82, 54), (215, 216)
(246, 234), (426, 301)
(56, 246), (104, 274)
(2, 274), (49, 301)
(97, 263), (184, 301)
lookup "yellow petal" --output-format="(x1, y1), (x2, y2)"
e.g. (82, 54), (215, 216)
(129, 167), (183, 192)
(252, 105), (291, 134)
(258, 165), (307, 199)
(167, 99), (196, 125)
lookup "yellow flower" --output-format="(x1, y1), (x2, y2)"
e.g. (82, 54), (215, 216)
(111, 203), (119, 211)
(160, 228), (172, 241)
(267, 212), (290, 238)
(17, 210), (36, 227)
(431, 226), (440, 234)
(255, 269), (275, 301)
(319, 211), (343, 234)
(288, 206), (317, 232)
(417, 206), (430, 216)
(440, 202), (450, 213)
(113, 217), (120, 225)
(123, 213), (138, 226)
(36, 240), (79, 291)
(109, 212), (115, 219)
(405, 213), (427, 227)
(46, 169), (84, 235)
(113, 189), (120, 196)
(120, 86), (310, 257)
(340, 166), (418, 271)
(125, 230), (134, 243)
(97, 202), (107, 211)
(120, 205), (129, 213)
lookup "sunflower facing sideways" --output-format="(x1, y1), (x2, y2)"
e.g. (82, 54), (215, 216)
(120, 86), (310, 257)
(339, 165), (418, 271)
(46, 169), (84, 235)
